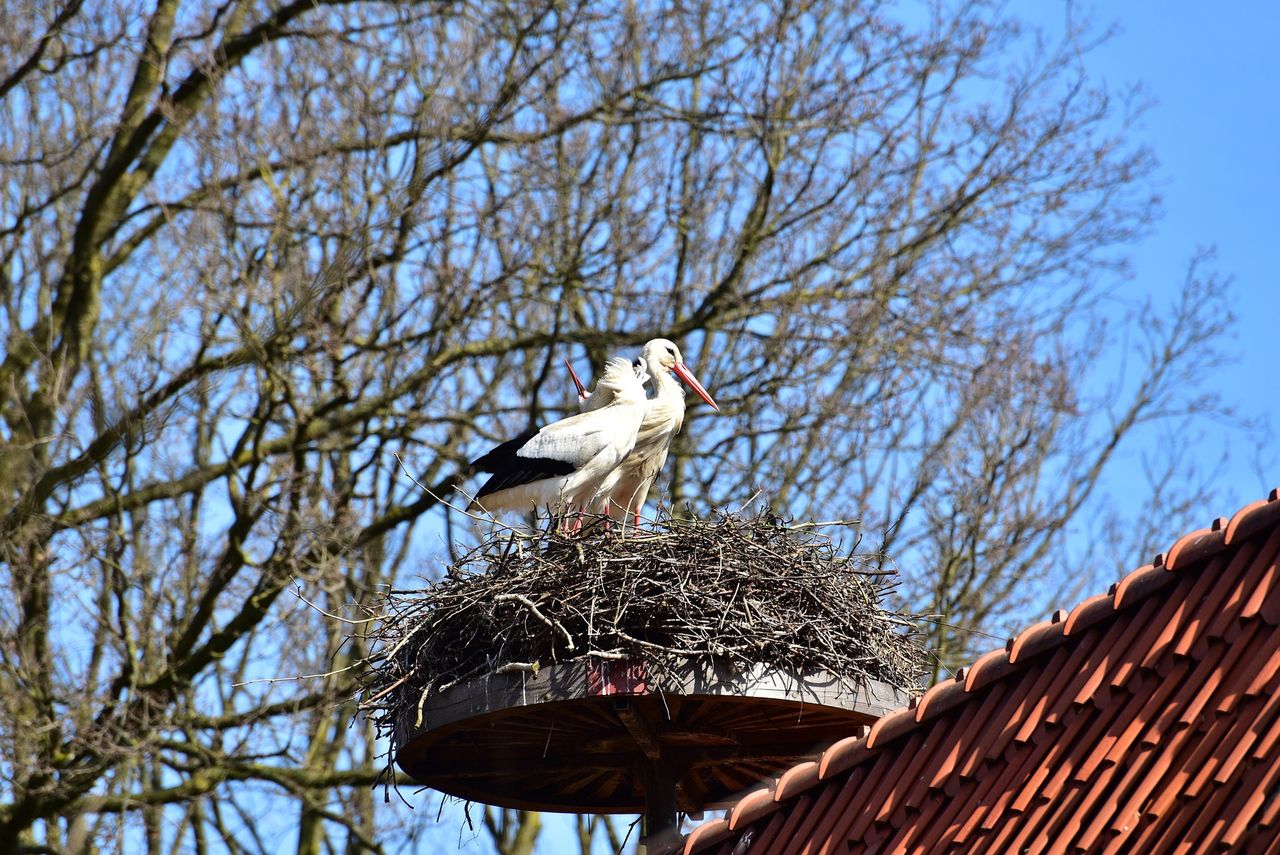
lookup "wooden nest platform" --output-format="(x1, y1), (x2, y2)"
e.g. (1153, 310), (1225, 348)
(359, 509), (925, 815)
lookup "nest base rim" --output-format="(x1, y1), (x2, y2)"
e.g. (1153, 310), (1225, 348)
(394, 654), (908, 814)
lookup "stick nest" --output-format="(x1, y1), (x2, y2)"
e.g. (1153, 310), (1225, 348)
(359, 509), (926, 754)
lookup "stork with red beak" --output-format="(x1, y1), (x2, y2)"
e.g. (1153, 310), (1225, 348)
(468, 357), (650, 515)
(565, 338), (719, 523)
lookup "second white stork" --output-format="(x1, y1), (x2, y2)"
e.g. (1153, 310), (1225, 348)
(468, 356), (650, 515)
(566, 338), (719, 523)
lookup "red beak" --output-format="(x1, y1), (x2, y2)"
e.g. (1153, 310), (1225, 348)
(564, 358), (588, 400)
(671, 361), (719, 411)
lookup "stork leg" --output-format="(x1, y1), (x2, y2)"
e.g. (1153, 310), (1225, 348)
(556, 506), (582, 535)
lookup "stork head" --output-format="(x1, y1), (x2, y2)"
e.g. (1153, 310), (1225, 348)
(642, 339), (719, 411)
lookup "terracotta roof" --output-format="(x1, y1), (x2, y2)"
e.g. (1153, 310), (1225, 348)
(682, 489), (1280, 854)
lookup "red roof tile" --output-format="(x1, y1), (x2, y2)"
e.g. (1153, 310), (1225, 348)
(682, 490), (1280, 855)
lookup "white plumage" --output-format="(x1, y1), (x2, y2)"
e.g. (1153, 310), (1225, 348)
(469, 357), (650, 515)
(565, 339), (719, 522)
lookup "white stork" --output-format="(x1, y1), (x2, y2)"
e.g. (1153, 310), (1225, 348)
(468, 356), (650, 516)
(565, 338), (719, 523)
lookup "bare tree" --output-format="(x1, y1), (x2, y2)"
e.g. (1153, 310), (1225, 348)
(0, 0), (1240, 851)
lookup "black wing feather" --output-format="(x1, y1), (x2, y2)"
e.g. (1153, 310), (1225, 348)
(474, 458), (576, 499)
(470, 431), (539, 472)
(471, 430), (577, 499)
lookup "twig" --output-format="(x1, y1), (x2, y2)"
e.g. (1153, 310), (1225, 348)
(494, 661), (540, 673)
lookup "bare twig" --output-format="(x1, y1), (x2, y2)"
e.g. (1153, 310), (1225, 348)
(354, 507), (925, 782)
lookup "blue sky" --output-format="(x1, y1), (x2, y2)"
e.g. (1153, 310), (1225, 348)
(1054, 2), (1279, 508)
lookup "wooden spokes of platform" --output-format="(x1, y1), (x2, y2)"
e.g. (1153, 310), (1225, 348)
(394, 656), (907, 815)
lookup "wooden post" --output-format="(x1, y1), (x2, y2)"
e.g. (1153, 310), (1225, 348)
(616, 697), (681, 854)
(639, 753), (680, 854)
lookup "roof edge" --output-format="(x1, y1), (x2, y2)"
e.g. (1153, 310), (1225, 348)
(681, 488), (1280, 855)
